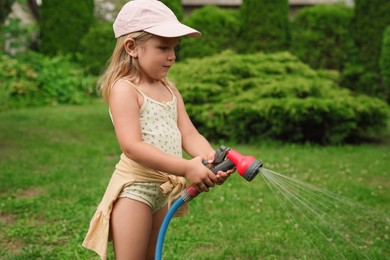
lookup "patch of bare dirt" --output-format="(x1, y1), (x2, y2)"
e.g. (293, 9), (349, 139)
(16, 186), (46, 199)
(0, 213), (25, 254)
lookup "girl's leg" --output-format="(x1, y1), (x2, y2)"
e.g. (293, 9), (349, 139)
(111, 198), (153, 260)
(146, 205), (168, 260)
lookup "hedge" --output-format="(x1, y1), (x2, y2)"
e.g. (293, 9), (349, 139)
(78, 22), (115, 75)
(178, 5), (240, 60)
(237, 0), (290, 53)
(40, 0), (95, 56)
(380, 25), (390, 102)
(290, 3), (354, 71)
(169, 51), (389, 144)
(348, 0), (390, 99)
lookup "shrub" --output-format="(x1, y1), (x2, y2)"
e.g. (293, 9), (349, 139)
(290, 3), (354, 71)
(237, 0), (290, 53)
(380, 25), (390, 102)
(40, 0), (95, 56)
(160, 0), (183, 21)
(178, 5), (240, 60)
(0, 52), (97, 111)
(0, 0), (13, 24)
(169, 51), (389, 144)
(348, 0), (390, 99)
(0, 0), (13, 51)
(78, 22), (115, 75)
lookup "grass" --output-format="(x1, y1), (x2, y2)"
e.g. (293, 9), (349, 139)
(0, 102), (389, 259)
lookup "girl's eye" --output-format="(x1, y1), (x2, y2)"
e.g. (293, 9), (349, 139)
(159, 46), (169, 51)
(158, 45), (178, 52)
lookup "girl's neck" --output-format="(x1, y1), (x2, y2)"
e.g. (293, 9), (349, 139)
(139, 79), (163, 90)
(138, 69), (163, 85)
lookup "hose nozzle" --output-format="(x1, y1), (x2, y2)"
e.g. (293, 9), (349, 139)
(181, 145), (263, 201)
(205, 146), (263, 181)
(225, 149), (263, 182)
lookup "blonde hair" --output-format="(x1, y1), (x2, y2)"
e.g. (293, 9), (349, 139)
(98, 31), (154, 103)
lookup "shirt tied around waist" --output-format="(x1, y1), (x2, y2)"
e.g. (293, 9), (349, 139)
(82, 153), (188, 260)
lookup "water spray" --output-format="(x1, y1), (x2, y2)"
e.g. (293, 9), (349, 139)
(155, 145), (263, 259)
(156, 146), (389, 259)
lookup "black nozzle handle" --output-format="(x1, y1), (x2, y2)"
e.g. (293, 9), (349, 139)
(209, 159), (235, 174)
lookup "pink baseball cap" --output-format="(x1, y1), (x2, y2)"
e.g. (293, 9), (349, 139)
(113, 0), (201, 39)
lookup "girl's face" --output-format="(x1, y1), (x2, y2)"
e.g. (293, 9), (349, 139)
(136, 36), (179, 82)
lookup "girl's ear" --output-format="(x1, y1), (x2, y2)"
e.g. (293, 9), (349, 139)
(124, 38), (138, 58)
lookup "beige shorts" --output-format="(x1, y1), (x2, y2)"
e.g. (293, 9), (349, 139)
(118, 182), (169, 213)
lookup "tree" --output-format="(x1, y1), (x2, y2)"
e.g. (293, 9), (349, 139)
(40, 0), (95, 56)
(0, 0), (14, 51)
(178, 5), (240, 60)
(160, 0), (183, 21)
(380, 25), (390, 102)
(290, 4), (354, 71)
(350, 0), (390, 98)
(0, 0), (14, 24)
(238, 0), (289, 53)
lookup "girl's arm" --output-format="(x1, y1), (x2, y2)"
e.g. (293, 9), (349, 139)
(109, 80), (217, 191)
(173, 87), (214, 159)
(174, 86), (234, 184)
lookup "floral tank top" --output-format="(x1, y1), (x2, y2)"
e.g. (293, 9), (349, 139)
(110, 80), (182, 158)
(136, 83), (182, 157)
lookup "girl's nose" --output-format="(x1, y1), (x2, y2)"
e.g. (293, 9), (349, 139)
(168, 50), (176, 61)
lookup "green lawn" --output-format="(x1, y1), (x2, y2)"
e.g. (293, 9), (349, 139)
(0, 102), (389, 259)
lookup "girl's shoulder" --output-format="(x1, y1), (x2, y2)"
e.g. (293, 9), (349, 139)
(112, 77), (143, 95)
(114, 77), (138, 88)
(110, 77), (141, 100)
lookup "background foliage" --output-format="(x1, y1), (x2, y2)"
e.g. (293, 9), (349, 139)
(40, 0), (95, 56)
(78, 21), (115, 75)
(160, 0), (184, 21)
(380, 25), (390, 101)
(0, 52), (97, 111)
(290, 3), (354, 71)
(347, 0), (390, 100)
(0, 0), (13, 24)
(238, 0), (290, 53)
(169, 51), (389, 144)
(178, 6), (240, 60)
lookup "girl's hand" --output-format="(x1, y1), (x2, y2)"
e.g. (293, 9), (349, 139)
(215, 168), (235, 185)
(205, 151), (235, 186)
(185, 156), (218, 192)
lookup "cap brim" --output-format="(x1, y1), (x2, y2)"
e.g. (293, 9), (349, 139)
(144, 22), (201, 38)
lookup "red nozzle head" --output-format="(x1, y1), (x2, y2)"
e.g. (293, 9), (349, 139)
(226, 149), (263, 182)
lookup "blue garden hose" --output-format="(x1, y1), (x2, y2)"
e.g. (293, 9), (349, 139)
(155, 196), (185, 260)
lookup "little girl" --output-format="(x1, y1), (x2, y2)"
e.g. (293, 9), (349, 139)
(82, 1), (233, 259)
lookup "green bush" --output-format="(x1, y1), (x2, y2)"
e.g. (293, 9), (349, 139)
(40, 0), (95, 56)
(380, 25), (390, 102)
(169, 51), (389, 144)
(178, 6), (240, 60)
(290, 3), (354, 71)
(160, 0), (183, 21)
(0, 52), (97, 111)
(0, 0), (13, 23)
(348, 0), (390, 99)
(78, 22), (115, 75)
(237, 0), (290, 53)
(0, 0), (13, 50)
